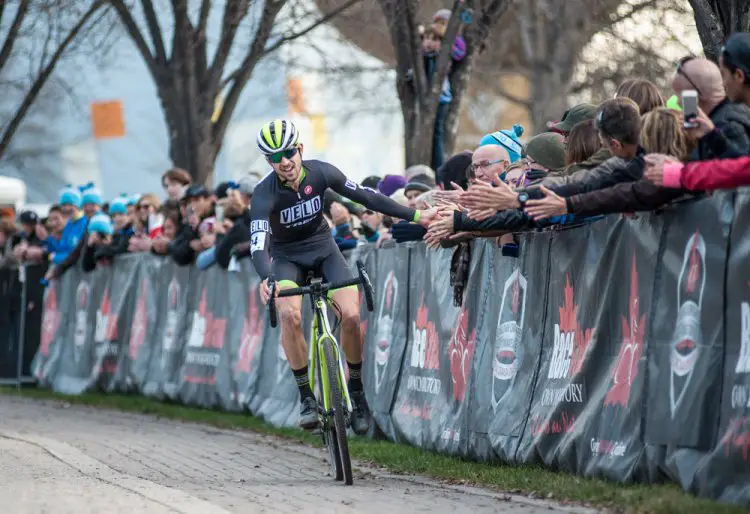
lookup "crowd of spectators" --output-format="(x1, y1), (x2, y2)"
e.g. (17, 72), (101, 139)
(2, 21), (750, 289)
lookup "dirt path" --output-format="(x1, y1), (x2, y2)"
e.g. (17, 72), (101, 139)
(0, 396), (598, 514)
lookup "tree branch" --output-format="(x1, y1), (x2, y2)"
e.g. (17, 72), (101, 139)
(0, 1), (30, 70)
(0, 1), (107, 159)
(205, 0), (251, 101)
(213, 0), (285, 146)
(140, 0), (168, 64)
(263, 0), (362, 55)
(108, 0), (161, 80)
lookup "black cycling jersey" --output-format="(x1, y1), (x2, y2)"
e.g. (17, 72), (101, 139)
(249, 159), (419, 280)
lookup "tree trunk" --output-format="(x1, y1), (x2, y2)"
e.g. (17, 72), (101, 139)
(688, 0), (750, 61)
(528, 65), (572, 134)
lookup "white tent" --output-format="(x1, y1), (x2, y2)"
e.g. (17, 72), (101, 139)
(0, 176), (26, 211)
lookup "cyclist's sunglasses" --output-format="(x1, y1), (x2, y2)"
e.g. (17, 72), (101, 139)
(676, 56), (702, 96)
(267, 147), (299, 164)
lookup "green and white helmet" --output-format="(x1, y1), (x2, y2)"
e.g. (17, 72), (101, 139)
(256, 119), (300, 155)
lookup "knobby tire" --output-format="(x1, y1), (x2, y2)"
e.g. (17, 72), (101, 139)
(323, 338), (353, 485)
(318, 346), (343, 481)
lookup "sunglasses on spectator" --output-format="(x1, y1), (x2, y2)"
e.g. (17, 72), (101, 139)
(676, 56), (702, 96)
(138, 204), (153, 210)
(267, 147), (299, 164)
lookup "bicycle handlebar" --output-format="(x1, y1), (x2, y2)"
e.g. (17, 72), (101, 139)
(267, 260), (375, 328)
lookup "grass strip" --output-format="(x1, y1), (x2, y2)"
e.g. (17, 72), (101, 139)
(0, 387), (743, 514)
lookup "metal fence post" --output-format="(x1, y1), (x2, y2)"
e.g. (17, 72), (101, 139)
(15, 264), (27, 389)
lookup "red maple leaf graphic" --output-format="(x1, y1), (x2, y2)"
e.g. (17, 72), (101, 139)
(559, 275), (595, 377)
(449, 307), (476, 402)
(235, 286), (264, 373)
(604, 254), (645, 407)
(101, 290), (118, 341)
(40, 288), (60, 357)
(128, 280), (148, 360)
(414, 294), (439, 369)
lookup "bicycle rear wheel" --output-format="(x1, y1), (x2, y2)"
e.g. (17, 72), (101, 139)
(317, 349), (343, 481)
(322, 337), (353, 485)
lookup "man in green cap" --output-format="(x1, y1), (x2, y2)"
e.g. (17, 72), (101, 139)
(552, 103), (598, 135)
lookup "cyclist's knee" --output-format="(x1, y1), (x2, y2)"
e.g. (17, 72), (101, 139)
(339, 305), (360, 332)
(279, 303), (302, 328)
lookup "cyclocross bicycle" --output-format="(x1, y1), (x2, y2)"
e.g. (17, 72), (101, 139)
(267, 260), (374, 486)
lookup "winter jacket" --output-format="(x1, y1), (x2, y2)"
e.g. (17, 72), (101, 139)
(554, 147), (647, 199)
(333, 223), (358, 250)
(168, 223), (199, 266)
(662, 156), (750, 191)
(541, 151), (628, 191)
(52, 213), (88, 265)
(565, 180), (692, 217)
(52, 233), (88, 278)
(196, 246), (218, 270)
(560, 147), (615, 176)
(453, 208), (597, 233)
(216, 210), (251, 269)
(693, 98), (750, 160)
(424, 52), (452, 104)
(81, 226), (135, 272)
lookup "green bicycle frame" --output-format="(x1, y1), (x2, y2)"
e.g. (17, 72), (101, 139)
(308, 297), (353, 414)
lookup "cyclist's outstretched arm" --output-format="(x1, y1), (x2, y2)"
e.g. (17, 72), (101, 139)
(323, 162), (421, 222)
(249, 184), (275, 280)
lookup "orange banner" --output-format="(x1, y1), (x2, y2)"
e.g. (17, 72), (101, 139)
(287, 78), (306, 115)
(91, 100), (125, 139)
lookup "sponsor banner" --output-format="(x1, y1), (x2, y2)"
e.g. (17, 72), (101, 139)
(0, 267), (20, 380)
(645, 197), (728, 450)
(479, 232), (550, 463)
(179, 264), (234, 409)
(362, 245), (409, 440)
(391, 242), (482, 455)
(51, 265), (110, 395)
(90, 255), (141, 393)
(693, 191), (750, 504)
(228, 261), (265, 412)
(21, 264), (49, 378)
(32, 269), (70, 386)
(516, 219), (620, 469)
(578, 215), (661, 482)
(139, 260), (193, 400)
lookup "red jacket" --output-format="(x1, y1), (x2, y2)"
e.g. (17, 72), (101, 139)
(663, 156), (750, 191)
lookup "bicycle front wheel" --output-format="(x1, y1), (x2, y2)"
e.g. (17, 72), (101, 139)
(322, 337), (353, 485)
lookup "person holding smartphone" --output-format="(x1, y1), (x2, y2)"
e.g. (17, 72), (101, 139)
(671, 56), (750, 159)
(169, 184), (214, 266)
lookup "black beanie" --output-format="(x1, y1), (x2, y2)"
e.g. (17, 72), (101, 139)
(437, 151), (472, 190)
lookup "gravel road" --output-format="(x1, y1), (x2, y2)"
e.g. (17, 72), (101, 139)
(0, 395), (599, 514)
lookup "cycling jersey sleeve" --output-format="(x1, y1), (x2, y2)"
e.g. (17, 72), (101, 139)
(249, 185), (274, 280)
(322, 162), (420, 222)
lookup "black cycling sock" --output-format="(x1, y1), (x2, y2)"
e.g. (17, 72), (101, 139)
(292, 366), (314, 401)
(348, 361), (363, 392)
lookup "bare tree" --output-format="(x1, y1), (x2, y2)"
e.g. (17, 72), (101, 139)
(0, 1), (110, 162)
(108, 0), (361, 185)
(687, 0), (750, 61)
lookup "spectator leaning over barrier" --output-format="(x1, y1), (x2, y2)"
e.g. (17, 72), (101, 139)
(721, 33), (750, 108)
(614, 78), (665, 116)
(0, 217), (19, 267)
(128, 193), (163, 253)
(39, 205), (65, 263)
(434, 150), (472, 203)
(169, 184), (213, 266)
(526, 107), (697, 220)
(81, 212), (115, 272)
(551, 103), (598, 136)
(672, 57), (750, 159)
(152, 208), (180, 256)
(45, 185), (88, 280)
(162, 167), (192, 202)
(11, 211), (46, 264)
(404, 174), (437, 207)
(195, 181), (241, 270)
(479, 124), (525, 166)
(80, 183), (102, 219)
(215, 176), (256, 269)
(564, 119), (603, 170)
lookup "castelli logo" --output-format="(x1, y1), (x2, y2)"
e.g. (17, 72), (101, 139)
(304, 185), (312, 195)
(548, 275), (595, 380)
(129, 280), (148, 360)
(448, 307), (476, 402)
(604, 254), (645, 408)
(40, 287), (60, 357)
(235, 285), (264, 373)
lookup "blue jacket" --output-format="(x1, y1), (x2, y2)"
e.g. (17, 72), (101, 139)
(52, 213), (88, 265)
(424, 53), (452, 104)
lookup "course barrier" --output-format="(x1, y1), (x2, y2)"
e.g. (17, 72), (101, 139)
(31, 190), (750, 506)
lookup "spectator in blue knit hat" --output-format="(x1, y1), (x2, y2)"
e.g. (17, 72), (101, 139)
(80, 182), (102, 218)
(44, 185), (88, 279)
(81, 212), (113, 272)
(83, 199), (134, 272)
(479, 124), (525, 164)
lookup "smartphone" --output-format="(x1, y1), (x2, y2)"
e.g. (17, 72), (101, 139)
(215, 205), (225, 222)
(681, 90), (698, 128)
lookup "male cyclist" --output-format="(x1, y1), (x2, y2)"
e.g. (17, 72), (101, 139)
(250, 119), (435, 434)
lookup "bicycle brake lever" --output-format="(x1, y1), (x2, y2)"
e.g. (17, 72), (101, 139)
(268, 278), (278, 328)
